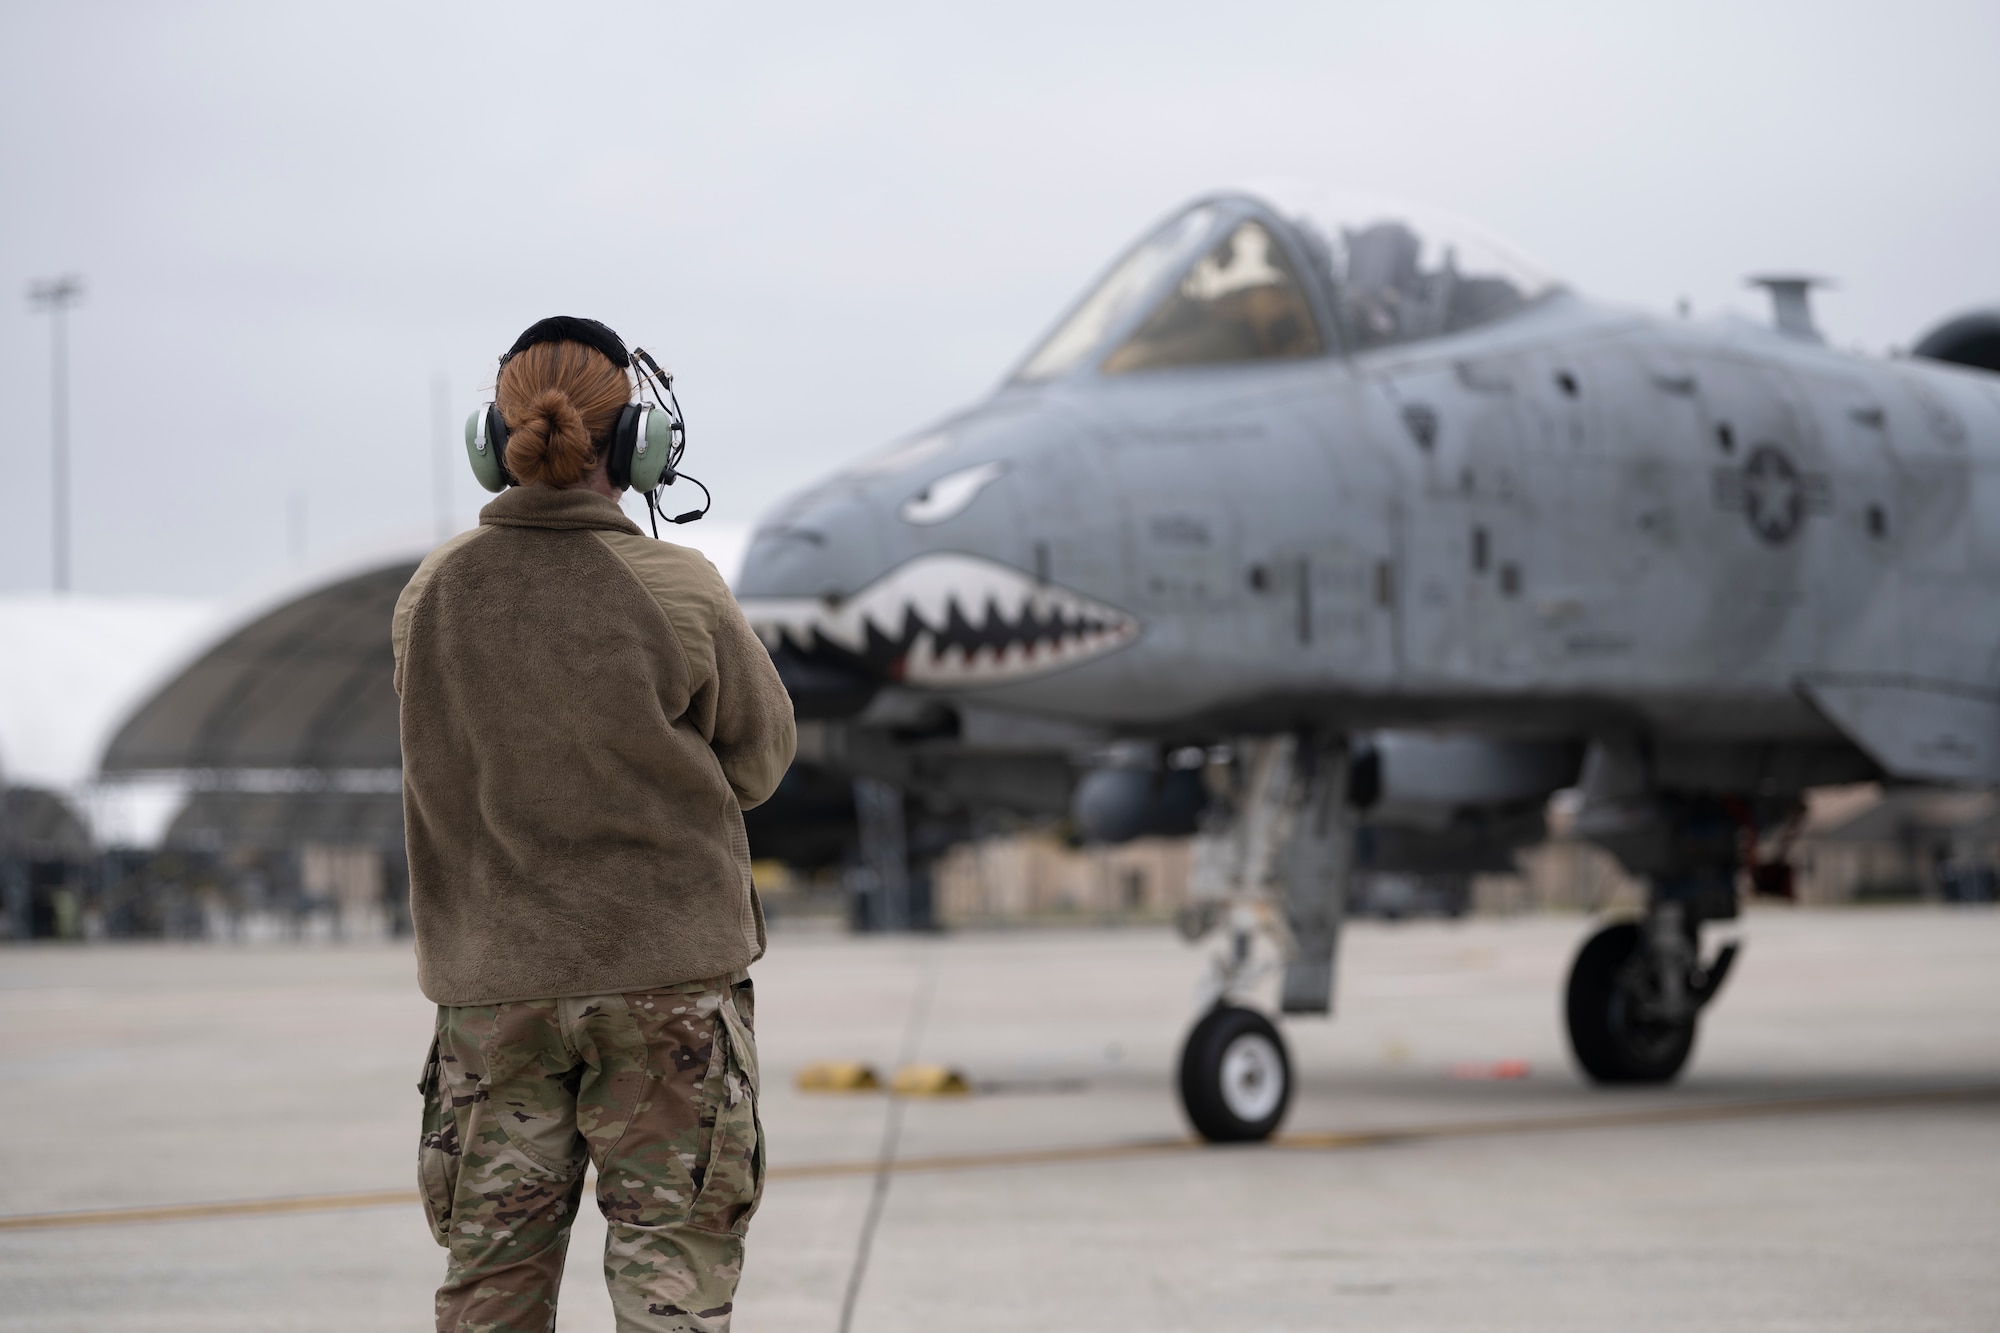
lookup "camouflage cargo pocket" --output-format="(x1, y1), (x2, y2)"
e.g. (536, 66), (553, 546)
(688, 984), (765, 1237)
(416, 1032), (457, 1247)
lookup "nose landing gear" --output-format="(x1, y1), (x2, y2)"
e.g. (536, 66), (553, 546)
(1180, 1004), (1293, 1142)
(1173, 733), (1351, 1143)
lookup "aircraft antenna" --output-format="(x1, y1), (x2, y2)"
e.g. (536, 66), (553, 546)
(1747, 274), (1832, 342)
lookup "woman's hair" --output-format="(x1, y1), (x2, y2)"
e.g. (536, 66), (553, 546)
(495, 341), (632, 488)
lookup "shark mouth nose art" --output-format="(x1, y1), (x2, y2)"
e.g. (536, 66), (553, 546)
(739, 553), (1140, 687)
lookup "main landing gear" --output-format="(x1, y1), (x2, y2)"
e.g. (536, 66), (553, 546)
(1559, 753), (1805, 1084)
(1174, 735), (1350, 1143)
(1566, 911), (1736, 1082)
(1564, 821), (1749, 1084)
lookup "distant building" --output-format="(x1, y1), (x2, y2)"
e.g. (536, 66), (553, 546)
(0, 593), (213, 939)
(934, 833), (1190, 925)
(0, 556), (420, 940)
(95, 555), (422, 939)
(0, 786), (93, 939)
(1792, 784), (1999, 903)
(924, 781), (2000, 929)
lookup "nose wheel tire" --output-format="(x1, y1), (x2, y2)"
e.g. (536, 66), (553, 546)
(1179, 1005), (1292, 1142)
(1566, 921), (1697, 1084)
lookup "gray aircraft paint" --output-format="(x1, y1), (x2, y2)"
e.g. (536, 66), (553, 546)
(738, 185), (2000, 786)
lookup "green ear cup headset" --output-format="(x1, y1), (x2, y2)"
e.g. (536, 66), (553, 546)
(464, 403), (512, 492)
(609, 400), (681, 491)
(463, 316), (710, 535)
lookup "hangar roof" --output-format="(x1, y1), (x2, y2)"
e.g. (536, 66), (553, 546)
(100, 556), (421, 776)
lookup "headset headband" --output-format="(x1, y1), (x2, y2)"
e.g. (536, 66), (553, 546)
(501, 315), (631, 371)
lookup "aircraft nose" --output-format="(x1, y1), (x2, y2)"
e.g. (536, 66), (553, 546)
(737, 489), (897, 719)
(737, 482), (900, 604)
(737, 400), (1131, 715)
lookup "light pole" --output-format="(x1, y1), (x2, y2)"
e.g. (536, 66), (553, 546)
(28, 275), (84, 594)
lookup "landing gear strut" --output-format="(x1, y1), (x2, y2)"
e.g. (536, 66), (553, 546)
(1174, 734), (1350, 1142)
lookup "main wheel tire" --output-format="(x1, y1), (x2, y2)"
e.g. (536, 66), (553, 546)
(1179, 1005), (1292, 1142)
(1566, 921), (1697, 1084)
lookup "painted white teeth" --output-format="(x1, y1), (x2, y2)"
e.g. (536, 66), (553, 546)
(739, 552), (1139, 687)
(990, 583), (1027, 624)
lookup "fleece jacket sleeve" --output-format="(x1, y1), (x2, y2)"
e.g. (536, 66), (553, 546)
(706, 589), (797, 809)
(593, 529), (798, 811)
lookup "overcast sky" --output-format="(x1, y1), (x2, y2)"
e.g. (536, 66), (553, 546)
(2, 1), (1996, 596)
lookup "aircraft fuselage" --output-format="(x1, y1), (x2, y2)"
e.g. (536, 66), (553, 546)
(741, 293), (2000, 784)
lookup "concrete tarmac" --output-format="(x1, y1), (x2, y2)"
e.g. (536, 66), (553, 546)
(2, 907), (1996, 1331)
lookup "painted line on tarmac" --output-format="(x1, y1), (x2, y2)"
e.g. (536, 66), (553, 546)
(1271, 1083), (2000, 1153)
(783, 1136), (1195, 1181)
(0, 1189), (418, 1232)
(3, 1083), (1993, 1234)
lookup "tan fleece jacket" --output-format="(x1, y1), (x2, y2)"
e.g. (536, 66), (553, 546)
(392, 487), (796, 1005)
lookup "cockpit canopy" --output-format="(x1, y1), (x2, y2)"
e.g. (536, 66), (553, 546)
(1015, 185), (1558, 380)
(1102, 218), (1324, 374)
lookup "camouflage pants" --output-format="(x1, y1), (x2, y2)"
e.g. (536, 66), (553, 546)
(418, 975), (764, 1333)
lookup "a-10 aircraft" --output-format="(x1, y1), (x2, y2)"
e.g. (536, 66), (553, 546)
(734, 181), (2000, 1141)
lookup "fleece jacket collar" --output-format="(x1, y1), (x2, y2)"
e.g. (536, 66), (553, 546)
(479, 486), (645, 535)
